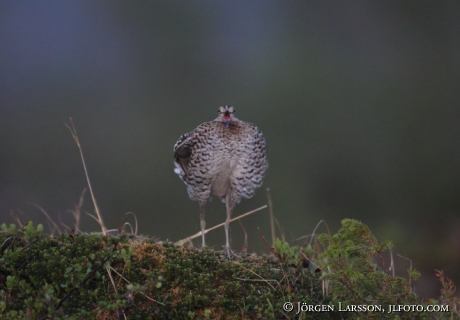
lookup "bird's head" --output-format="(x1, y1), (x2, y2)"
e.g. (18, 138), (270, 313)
(218, 105), (236, 128)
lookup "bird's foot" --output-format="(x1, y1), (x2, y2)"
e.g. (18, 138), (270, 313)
(222, 246), (240, 259)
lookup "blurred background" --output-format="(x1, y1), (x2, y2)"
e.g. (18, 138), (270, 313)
(1, 1), (459, 297)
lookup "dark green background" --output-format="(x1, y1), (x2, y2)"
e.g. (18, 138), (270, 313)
(1, 1), (459, 297)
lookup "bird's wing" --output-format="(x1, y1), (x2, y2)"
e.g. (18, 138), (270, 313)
(173, 132), (194, 176)
(234, 124), (268, 198)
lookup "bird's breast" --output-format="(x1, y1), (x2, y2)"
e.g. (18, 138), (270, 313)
(209, 157), (238, 198)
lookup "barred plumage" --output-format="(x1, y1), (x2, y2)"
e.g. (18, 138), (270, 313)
(174, 105), (268, 257)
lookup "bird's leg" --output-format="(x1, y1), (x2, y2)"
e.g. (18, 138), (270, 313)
(224, 195), (236, 258)
(199, 202), (206, 248)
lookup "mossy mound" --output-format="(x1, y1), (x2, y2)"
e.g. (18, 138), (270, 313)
(0, 222), (327, 319)
(1, 220), (458, 319)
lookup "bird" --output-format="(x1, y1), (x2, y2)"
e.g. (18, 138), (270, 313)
(173, 105), (268, 257)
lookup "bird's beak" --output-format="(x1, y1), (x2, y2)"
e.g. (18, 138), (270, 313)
(223, 111), (231, 128)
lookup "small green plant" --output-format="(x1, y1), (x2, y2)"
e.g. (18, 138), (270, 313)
(317, 219), (456, 320)
(274, 238), (299, 266)
(435, 269), (460, 314)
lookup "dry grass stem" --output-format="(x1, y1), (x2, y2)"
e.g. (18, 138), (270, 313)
(124, 212), (138, 235)
(266, 188), (276, 249)
(389, 248), (395, 277)
(10, 210), (23, 228)
(30, 203), (62, 234)
(107, 266), (165, 306)
(65, 117), (106, 234)
(238, 219), (248, 253)
(176, 205), (268, 246)
(238, 265), (278, 291)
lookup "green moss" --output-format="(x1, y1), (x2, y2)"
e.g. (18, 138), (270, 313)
(0, 220), (458, 319)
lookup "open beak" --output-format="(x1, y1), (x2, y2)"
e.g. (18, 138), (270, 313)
(224, 111), (231, 128)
